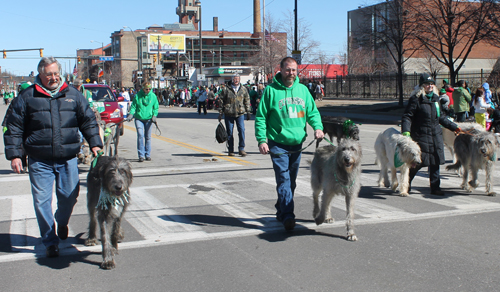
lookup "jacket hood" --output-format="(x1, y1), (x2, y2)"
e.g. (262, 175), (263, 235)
(445, 86), (454, 93)
(482, 83), (490, 90)
(273, 72), (299, 90)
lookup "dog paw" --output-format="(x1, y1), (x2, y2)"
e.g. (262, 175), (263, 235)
(399, 192), (409, 197)
(347, 234), (358, 241)
(468, 181), (479, 189)
(84, 238), (98, 246)
(101, 260), (116, 270)
(391, 183), (399, 191)
(324, 217), (334, 224)
(314, 216), (324, 226)
(487, 192), (497, 197)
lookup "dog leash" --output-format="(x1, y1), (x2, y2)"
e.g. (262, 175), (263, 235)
(91, 150), (104, 169)
(269, 137), (336, 156)
(153, 120), (162, 136)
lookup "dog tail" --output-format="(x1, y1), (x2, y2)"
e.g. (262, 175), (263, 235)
(446, 161), (462, 171)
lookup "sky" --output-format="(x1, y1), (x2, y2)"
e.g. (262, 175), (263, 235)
(1, 0), (376, 76)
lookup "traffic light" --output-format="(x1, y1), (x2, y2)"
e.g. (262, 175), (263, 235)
(3, 51), (5, 59)
(153, 54), (157, 64)
(39, 49), (43, 57)
(77, 56), (81, 64)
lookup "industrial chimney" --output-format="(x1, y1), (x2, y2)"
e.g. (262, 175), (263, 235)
(213, 17), (218, 32)
(254, 0), (261, 34)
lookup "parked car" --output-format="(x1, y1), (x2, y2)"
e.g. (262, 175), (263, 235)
(83, 84), (125, 135)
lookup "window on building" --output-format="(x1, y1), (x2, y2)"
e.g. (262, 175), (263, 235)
(213, 40), (216, 45)
(203, 40), (207, 45)
(233, 40), (237, 45)
(187, 40), (191, 46)
(233, 52), (237, 57)
(115, 39), (119, 45)
(143, 52), (148, 59)
(220, 40), (223, 45)
(142, 39), (147, 47)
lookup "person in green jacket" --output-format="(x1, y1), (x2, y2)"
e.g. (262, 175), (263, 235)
(452, 80), (472, 122)
(126, 82), (159, 162)
(255, 57), (324, 231)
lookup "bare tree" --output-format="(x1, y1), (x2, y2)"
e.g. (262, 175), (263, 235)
(278, 9), (319, 64)
(248, 13), (287, 83)
(355, 0), (419, 106)
(410, 0), (500, 85)
(416, 49), (446, 78)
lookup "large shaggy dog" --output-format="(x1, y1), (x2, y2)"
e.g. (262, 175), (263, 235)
(310, 139), (362, 241)
(374, 128), (422, 196)
(316, 116), (360, 148)
(446, 129), (499, 196)
(442, 122), (484, 165)
(84, 156), (133, 269)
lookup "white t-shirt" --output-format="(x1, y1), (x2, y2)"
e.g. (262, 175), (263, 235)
(121, 91), (130, 102)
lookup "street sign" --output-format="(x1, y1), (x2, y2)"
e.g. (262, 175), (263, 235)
(137, 71), (143, 79)
(292, 50), (302, 65)
(86, 78), (90, 83)
(99, 56), (114, 61)
(197, 74), (206, 81)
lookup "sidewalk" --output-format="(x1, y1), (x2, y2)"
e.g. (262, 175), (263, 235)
(315, 96), (406, 125)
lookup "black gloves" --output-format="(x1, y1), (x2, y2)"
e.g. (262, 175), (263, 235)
(246, 113), (251, 121)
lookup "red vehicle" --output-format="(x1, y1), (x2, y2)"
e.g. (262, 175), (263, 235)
(83, 84), (125, 135)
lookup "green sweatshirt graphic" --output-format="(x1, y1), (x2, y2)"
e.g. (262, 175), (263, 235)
(255, 73), (323, 146)
(129, 89), (159, 120)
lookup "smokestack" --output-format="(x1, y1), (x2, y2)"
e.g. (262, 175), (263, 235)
(254, 0), (261, 34)
(213, 17), (218, 32)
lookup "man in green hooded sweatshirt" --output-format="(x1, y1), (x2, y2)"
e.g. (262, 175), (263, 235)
(255, 57), (324, 231)
(126, 82), (159, 162)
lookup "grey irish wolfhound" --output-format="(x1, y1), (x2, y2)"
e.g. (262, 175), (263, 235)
(84, 156), (133, 269)
(311, 139), (363, 241)
(446, 129), (499, 196)
(442, 122), (484, 174)
(316, 116), (360, 148)
(374, 127), (421, 196)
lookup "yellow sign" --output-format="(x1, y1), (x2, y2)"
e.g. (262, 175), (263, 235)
(148, 34), (186, 54)
(86, 78), (90, 83)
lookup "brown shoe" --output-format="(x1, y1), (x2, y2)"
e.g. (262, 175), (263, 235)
(228, 152), (235, 156)
(239, 150), (247, 157)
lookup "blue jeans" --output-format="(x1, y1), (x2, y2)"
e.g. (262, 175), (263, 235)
(268, 140), (302, 222)
(224, 115), (245, 153)
(135, 119), (153, 159)
(29, 156), (79, 247)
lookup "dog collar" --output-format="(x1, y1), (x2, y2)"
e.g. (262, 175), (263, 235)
(334, 170), (355, 188)
(96, 188), (130, 210)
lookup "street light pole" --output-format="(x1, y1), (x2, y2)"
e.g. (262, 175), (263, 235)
(196, 0), (202, 79)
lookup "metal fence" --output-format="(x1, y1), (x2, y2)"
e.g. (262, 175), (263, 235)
(318, 70), (500, 100)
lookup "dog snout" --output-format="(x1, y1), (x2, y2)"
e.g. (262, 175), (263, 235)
(114, 184), (123, 191)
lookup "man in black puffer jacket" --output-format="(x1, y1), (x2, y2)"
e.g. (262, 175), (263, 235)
(4, 57), (102, 258)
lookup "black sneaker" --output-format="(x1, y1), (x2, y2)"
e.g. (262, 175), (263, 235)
(283, 218), (296, 231)
(145, 157), (152, 161)
(46, 245), (59, 258)
(57, 225), (68, 240)
(431, 189), (445, 196)
(139, 157), (145, 162)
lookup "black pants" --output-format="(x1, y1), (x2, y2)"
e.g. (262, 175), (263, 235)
(456, 112), (466, 122)
(409, 164), (441, 192)
(197, 101), (207, 114)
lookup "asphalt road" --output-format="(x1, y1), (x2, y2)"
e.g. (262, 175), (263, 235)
(0, 104), (499, 292)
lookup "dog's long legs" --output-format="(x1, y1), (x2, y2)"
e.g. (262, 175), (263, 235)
(390, 166), (399, 192)
(399, 165), (410, 197)
(462, 166), (471, 192)
(485, 161), (495, 196)
(99, 216), (116, 270)
(469, 165), (480, 190)
(345, 193), (357, 241)
(84, 206), (99, 246)
(314, 192), (335, 225)
(378, 159), (390, 188)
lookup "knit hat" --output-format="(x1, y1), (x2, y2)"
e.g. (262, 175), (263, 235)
(443, 79), (449, 84)
(419, 73), (435, 86)
(440, 88), (446, 94)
